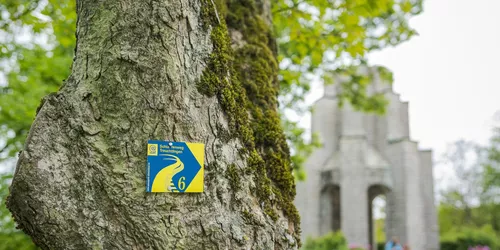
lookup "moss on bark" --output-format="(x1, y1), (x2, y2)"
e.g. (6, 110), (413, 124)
(198, 0), (300, 244)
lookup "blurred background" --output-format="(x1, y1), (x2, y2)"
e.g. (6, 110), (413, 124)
(1, 0), (499, 249)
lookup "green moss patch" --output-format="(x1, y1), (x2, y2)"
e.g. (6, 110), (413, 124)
(198, 0), (300, 242)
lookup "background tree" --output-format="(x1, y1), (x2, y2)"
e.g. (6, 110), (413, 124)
(438, 131), (500, 248)
(439, 140), (483, 224)
(479, 127), (500, 234)
(482, 127), (500, 204)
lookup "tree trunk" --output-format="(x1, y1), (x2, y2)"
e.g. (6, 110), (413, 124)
(7, 0), (299, 249)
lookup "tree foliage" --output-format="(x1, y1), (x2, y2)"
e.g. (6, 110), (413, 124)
(1, 1), (74, 246)
(438, 128), (500, 247)
(0, 0), (75, 159)
(274, 0), (421, 110)
(439, 205), (500, 236)
(273, 0), (423, 178)
(482, 127), (500, 203)
(439, 140), (484, 222)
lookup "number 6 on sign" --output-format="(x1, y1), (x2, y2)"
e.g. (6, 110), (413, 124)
(178, 176), (186, 191)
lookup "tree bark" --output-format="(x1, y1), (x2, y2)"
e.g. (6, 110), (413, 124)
(7, 0), (299, 249)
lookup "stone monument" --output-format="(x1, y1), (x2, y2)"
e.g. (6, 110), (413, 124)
(295, 67), (439, 250)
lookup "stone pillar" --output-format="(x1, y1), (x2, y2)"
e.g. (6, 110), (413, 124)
(402, 142), (425, 250)
(419, 150), (440, 250)
(340, 138), (369, 247)
(385, 142), (407, 244)
(341, 183), (369, 247)
(297, 83), (340, 241)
